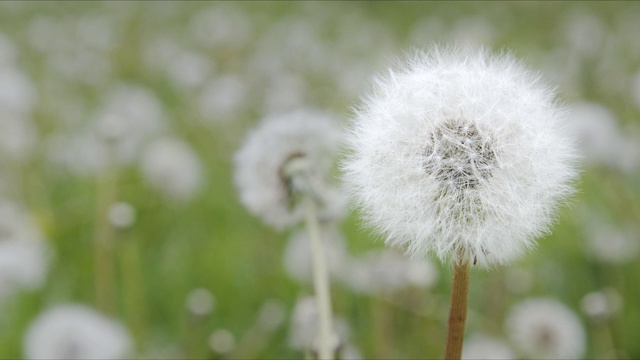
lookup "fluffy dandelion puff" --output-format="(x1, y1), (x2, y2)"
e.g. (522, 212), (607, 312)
(506, 297), (586, 359)
(140, 137), (204, 201)
(234, 108), (344, 230)
(342, 46), (578, 265)
(23, 304), (133, 360)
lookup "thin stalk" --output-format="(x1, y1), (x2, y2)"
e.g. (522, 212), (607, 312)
(444, 259), (470, 360)
(120, 237), (148, 351)
(302, 195), (334, 360)
(93, 165), (118, 314)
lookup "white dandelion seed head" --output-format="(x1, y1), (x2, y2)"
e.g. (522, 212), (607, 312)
(506, 298), (586, 360)
(283, 225), (349, 285)
(580, 288), (622, 322)
(165, 50), (212, 91)
(23, 304), (133, 360)
(342, 45), (578, 266)
(581, 212), (639, 264)
(107, 202), (136, 229)
(0, 112), (38, 161)
(140, 137), (204, 202)
(197, 74), (249, 123)
(0, 66), (37, 115)
(462, 334), (515, 360)
(208, 329), (236, 355)
(234, 108), (344, 230)
(186, 288), (215, 317)
(566, 101), (628, 170)
(256, 299), (287, 331)
(0, 201), (50, 301)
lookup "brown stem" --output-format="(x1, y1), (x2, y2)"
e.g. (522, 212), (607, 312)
(444, 259), (470, 360)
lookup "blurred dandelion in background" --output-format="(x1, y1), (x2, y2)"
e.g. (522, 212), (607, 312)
(23, 304), (132, 360)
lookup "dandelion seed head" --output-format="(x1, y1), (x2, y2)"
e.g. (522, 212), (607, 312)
(234, 108), (344, 230)
(107, 202), (136, 229)
(140, 137), (204, 202)
(23, 304), (132, 360)
(186, 288), (215, 317)
(0, 201), (50, 301)
(342, 45), (578, 266)
(506, 298), (586, 359)
(208, 329), (236, 355)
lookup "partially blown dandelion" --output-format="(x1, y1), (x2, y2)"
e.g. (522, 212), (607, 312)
(342, 46), (578, 359)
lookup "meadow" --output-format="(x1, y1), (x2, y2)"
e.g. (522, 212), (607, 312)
(0, 1), (639, 359)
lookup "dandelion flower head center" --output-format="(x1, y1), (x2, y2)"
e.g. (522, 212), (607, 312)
(423, 119), (496, 190)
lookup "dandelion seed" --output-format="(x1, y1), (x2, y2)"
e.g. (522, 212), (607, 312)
(506, 298), (586, 359)
(23, 304), (132, 360)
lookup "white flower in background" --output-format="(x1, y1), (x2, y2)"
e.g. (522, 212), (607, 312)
(584, 220), (639, 264)
(506, 298), (586, 359)
(140, 137), (204, 201)
(93, 83), (166, 157)
(563, 11), (606, 58)
(0, 66), (37, 115)
(0, 33), (17, 66)
(566, 101), (638, 171)
(141, 34), (183, 74)
(209, 329), (236, 355)
(342, 46), (578, 266)
(256, 299), (287, 331)
(580, 288), (622, 322)
(186, 288), (215, 317)
(462, 334), (515, 360)
(234, 108), (344, 230)
(197, 74), (249, 123)
(54, 83), (166, 175)
(343, 249), (438, 294)
(23, 304), (132, 360)
(107, 202), (136, 229)
(283, 225), (348, 284)
(0, 112), (38, 161)
(0, 201), (50, 301)
(166, 50), (212, 91)
(188, 5), (253, 51)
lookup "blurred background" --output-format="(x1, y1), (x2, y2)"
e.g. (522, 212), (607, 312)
(0, 1), (639, 359)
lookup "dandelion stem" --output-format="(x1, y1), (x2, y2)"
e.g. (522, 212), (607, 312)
(302, 195), (334, 360)
(444, 258), (470, 360)
(93, 166), (118, 315)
